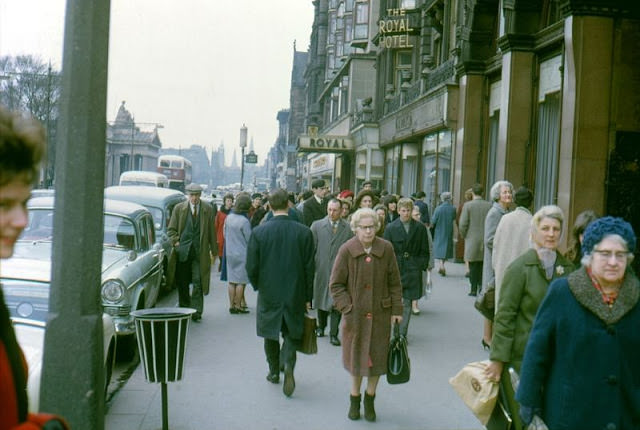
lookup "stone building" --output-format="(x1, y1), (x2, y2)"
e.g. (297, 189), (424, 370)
(105, 101), (162, 186)
(295, 0), (640, 265)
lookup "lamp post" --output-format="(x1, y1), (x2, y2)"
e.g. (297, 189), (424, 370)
(239, 124), (247, 191)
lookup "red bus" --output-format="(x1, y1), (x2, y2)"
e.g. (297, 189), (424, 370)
(157, 155), (192, 192)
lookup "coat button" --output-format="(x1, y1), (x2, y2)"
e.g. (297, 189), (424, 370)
(607, 375), (618, 385)
(365, 312), (372, 319)
(606, 325), (616, 335)
(605, 423), (616, 430)
(365, 284), (371, 290)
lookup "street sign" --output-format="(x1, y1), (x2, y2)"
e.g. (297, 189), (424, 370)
(245, 151), (258, 164)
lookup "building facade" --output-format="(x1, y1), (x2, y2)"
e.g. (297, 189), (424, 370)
(105, 102), (163, 186)
(293, 0), (639, 266)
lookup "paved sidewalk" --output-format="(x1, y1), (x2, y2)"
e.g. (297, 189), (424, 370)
(106, 262), (487, 430)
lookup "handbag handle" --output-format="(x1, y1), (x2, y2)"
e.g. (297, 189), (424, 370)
(393, 320), (400, 338)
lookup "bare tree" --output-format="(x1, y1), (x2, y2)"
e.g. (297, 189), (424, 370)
(1, 55), (61, 187)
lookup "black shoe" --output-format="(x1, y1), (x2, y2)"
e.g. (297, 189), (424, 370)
(266, 372), (280, 384)
(229, 307), (239, 314)
(315, 328), (325, 337)
(468, 291), (477, 297)
(283, 365), (295, 397)
(192, 314), (202, 322)
(237, 307), (250, 314)
(330, 335), (341, 346)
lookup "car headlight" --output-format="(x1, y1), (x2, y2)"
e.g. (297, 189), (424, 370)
(101, 280), (125, 303)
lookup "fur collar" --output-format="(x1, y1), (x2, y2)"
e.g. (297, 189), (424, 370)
(568, 267), (640, 324)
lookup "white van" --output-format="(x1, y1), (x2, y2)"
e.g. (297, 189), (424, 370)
(119, 171), (169, 188)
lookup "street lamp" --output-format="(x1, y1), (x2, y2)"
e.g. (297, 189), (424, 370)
(239, 124), (247, 191)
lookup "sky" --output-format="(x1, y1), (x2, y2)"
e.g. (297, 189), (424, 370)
(0, 0), (314, 166)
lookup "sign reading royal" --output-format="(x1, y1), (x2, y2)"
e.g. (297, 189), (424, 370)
(297, 135), (354, 153)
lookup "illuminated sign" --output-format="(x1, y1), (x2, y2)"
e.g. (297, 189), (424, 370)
(379, 9), (414, 49)
(297, 135), (354, 153)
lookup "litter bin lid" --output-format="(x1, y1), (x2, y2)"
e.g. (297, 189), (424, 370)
(131, 307), (196, 320)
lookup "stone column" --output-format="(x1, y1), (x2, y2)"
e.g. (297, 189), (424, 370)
(557, 15), (614, 224)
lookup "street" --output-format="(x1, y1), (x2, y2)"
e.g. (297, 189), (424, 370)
(106, 262), (486, 430)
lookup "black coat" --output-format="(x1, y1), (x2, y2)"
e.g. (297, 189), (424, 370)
(303, 196), (327, 226)
(383, 218), (430, 300)
(246, 215), (315, 341)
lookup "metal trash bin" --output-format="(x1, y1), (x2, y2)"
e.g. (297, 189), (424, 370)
(131, 307), (196, 383)
(131, 307), (196, 430)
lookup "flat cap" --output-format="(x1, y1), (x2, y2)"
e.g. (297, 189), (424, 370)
(185, 183), (203, 194)
(311, 179), (326, 189)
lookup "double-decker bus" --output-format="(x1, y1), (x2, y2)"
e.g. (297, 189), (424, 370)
(157, 155), (192, 192)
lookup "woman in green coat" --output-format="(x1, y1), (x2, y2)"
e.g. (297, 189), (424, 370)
(485, 205), (574, 430)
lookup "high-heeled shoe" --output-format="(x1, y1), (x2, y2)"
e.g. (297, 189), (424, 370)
(481, 339), (491, 351)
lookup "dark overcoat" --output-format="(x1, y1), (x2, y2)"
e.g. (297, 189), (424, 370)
(330, 236), (403, 376)
(167, 201), (217, 295)
(246, 215), (315, 341)
(383, 218), (429, 300)
(310, 216), (353, 311)
(517, 268), (640, 429)
(303, 196), (327, 226)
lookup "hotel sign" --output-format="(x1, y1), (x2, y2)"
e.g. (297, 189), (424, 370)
(297, 135), (354, 153)
(378, 9), (414, 49)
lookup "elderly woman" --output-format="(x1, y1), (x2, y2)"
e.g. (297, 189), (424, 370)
(431, 191), (457, 276)
(224, 193), (252, 314)
(481, 180), (513, 347)
(485, 205), (574, 430)
(330, 208), (403, 422)
(516, 216), (639, 429)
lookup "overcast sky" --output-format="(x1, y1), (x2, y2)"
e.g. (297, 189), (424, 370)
(0, 0), (314, 166)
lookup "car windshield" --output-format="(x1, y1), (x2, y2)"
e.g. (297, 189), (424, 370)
(103, 215), (136, 249)
(142, 205), (164, 230)
(22, 209), (137, 249)
(21, 208), (55, 240)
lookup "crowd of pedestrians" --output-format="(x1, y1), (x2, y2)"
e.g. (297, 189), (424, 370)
(172, 175), (639, 428)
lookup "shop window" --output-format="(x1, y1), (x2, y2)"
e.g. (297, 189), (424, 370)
(421, 130), (452, 210)
(400, 143), (419, 197)
(385, 146), (400, 193)
(534, 92), (560, 208)
(354, 1), (369, 40)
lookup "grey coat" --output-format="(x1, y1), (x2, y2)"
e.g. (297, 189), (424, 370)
(310, 216), (353, 311)
(431, 201), (457, 259)
(223, 211), (251, 284)
(458, 198), (492, 262)
(481, 202), (509, 292)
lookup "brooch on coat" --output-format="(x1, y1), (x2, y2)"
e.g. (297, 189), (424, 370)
(555, 266), (565, 276)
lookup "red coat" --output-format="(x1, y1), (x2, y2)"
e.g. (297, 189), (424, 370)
(330, 236), (403, 376)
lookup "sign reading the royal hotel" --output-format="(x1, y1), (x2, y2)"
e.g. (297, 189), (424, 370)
(297, 135), (354, 153)
(379, 9), (414, 49)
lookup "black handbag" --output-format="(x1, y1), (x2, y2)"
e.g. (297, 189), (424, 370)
(298, 314), (318, 355)
(386, 322), (410, 384)
(474, 281), (496, 321)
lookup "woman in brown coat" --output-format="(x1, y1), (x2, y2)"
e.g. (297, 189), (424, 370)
(330, 208), (403, 422)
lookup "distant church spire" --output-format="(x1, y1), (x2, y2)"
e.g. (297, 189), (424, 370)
(231, 148), (238, 168)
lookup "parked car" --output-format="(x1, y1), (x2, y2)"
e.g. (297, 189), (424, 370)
(21, 196), (163, 359)
(0, 256), (117, 410)
(104, 185), (187, 291)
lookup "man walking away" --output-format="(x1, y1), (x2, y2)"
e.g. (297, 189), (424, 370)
(246, 189), (315, 397)
(458, 183), (492, 296)
(167, 183), (217, 321)
(310, 199), (354, 346)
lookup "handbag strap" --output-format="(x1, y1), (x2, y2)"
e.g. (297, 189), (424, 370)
(393, 321), (400, 338)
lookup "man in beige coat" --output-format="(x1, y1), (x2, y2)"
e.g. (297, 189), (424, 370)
(492, 186), (533, 308)
(167, 183), (218, 321)
(459, 183), (492, 296)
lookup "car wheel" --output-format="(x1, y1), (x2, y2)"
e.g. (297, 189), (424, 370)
(116, 334), (137, 363)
